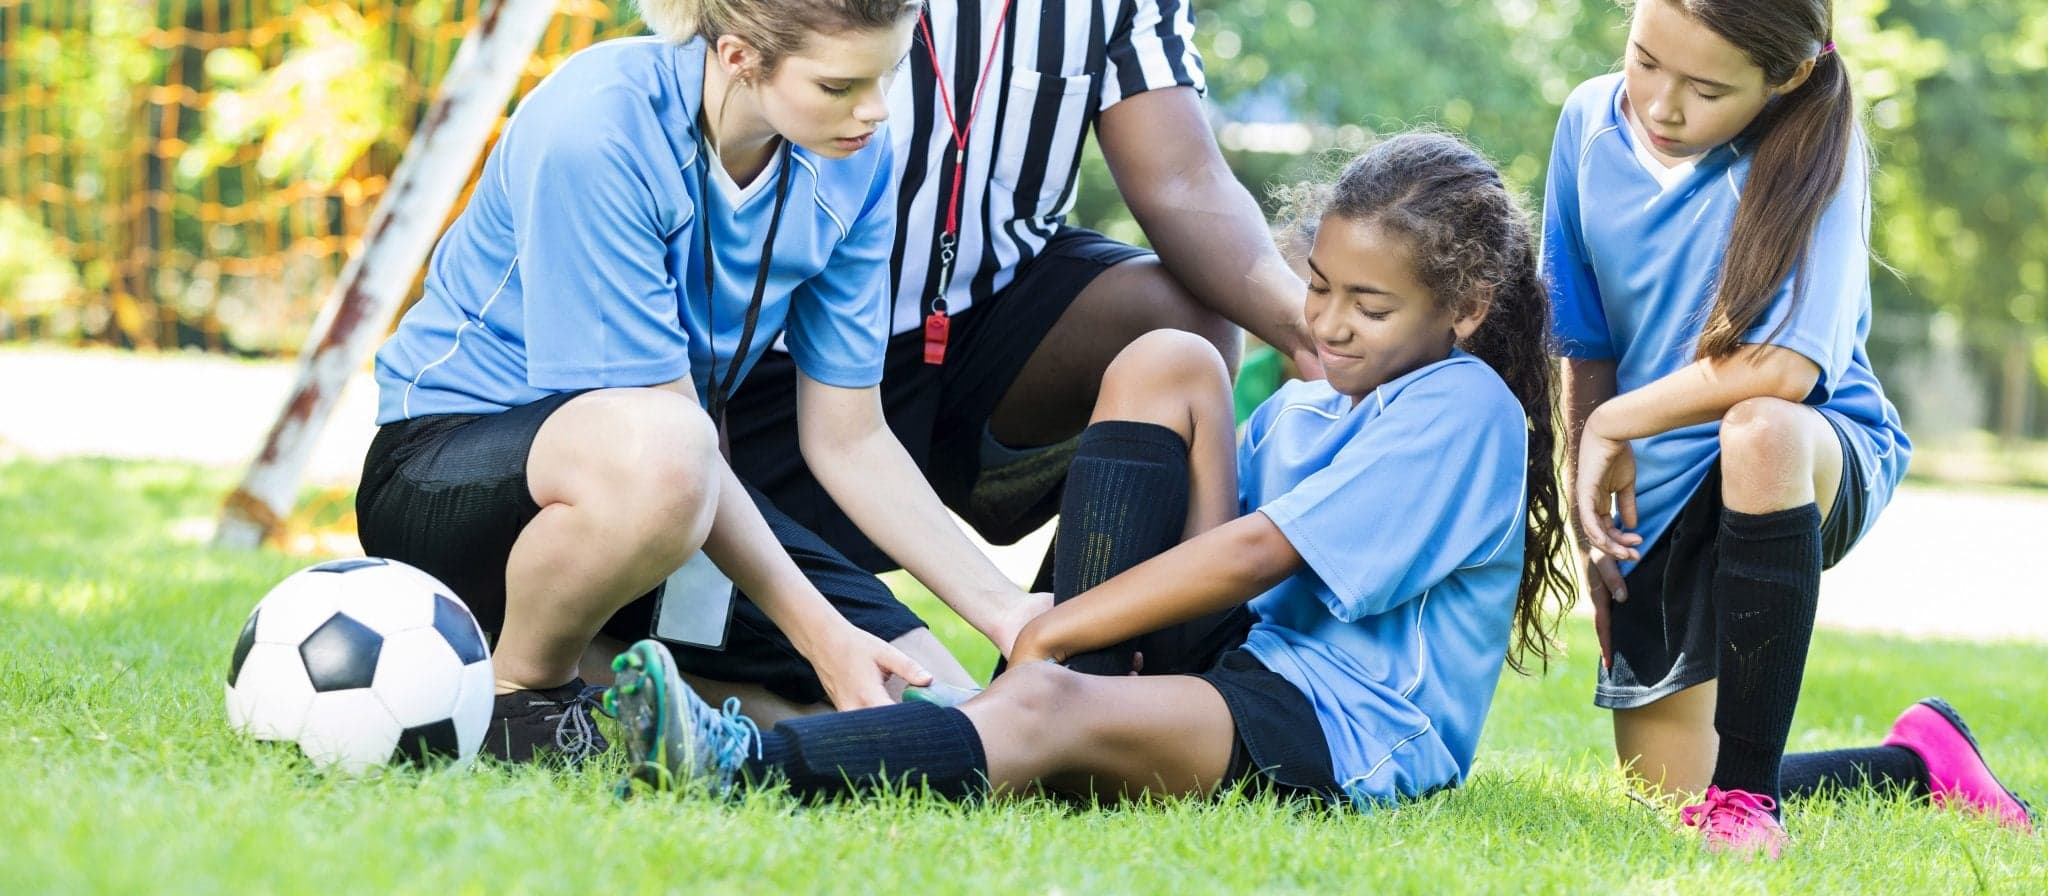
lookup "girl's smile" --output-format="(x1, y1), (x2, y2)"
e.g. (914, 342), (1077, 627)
(1303, 215), (1483, 404)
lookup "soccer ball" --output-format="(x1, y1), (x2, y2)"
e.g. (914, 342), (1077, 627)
(225, 557), (494, 773)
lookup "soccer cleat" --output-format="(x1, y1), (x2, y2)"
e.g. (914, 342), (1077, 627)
(483, 678), (610, 765)
(1680, 786), (1787, 859)
(1882, 697), (2035, 832)
(608, 639), (760, 798)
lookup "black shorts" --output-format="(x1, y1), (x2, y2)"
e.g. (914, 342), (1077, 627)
(723, 226), (1152, 573)
(355, 392), (922, 706)
(1595, 413), (1872, 709)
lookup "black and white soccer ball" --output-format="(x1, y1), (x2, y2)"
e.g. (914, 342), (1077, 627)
(226, 558), (494, 773)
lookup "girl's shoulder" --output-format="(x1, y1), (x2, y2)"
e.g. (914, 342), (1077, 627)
(1561, 73), (1624, 129)
(515, 37), (693, 130)
(1246, 354), (1517, 439)
(554, 36), (686, 81)
(1378, 352), (1517, 415)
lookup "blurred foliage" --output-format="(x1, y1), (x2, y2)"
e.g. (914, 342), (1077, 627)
(1070, 0), (2048, 437)
(1, 0), (2042, 434)
(0, 0), (641, 353)
(176, 6), (408, 189)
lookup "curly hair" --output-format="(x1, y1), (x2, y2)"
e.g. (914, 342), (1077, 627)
(1282, 132), (1577, 673)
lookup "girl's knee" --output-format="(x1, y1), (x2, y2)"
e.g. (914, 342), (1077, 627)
(1097, 330), (1231, 425)
(1718, 397), (1812, 469)
(544, 388), (720, 530)
(982, 660), (1087, 729)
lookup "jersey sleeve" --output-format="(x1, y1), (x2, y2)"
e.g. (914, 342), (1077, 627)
(783, 138), (896, 389)
(1739, 148), (1873, 404)
(504, 81), (694, 392)
(1100, 0), (1205, 111)
(1541, 90), (1614, 360)
(1257, 368), (1527, 623)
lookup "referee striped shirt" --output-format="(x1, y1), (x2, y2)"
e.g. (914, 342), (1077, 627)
(882, 0), (1205, 335)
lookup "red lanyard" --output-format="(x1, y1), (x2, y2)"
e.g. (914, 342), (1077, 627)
(917, 0), (1013, 365)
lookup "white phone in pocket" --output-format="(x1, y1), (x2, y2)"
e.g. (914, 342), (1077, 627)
(652, 551), (736, 649)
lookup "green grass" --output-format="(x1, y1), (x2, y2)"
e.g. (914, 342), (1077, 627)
(2, 457), (2043, 894)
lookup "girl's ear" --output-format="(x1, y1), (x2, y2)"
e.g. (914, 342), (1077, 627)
(714, 34), (762, 83)
(1772, 57), (1817, 97)
(1452, 285), (1492, 342)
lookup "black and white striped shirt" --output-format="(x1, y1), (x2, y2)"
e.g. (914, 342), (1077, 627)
(882, 0), (1205, 335)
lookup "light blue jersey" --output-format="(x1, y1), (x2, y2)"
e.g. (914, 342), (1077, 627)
(1542, 73), (1910, 565)
(1239, 353), (1528, 809)
(374, 38), (895, 424)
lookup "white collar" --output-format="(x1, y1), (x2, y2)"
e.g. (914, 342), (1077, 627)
(1621, 100), (1698, 191)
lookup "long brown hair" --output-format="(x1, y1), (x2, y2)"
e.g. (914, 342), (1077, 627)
(1661, 0), (1862, 359)
(1284, 133), (1576, 672)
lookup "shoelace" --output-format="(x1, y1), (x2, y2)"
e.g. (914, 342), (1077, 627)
(580, 683), (616, 719)
(543, 687), (610, 761)
(1680, 786), (1779, 837)
(695, 696), (762, 790)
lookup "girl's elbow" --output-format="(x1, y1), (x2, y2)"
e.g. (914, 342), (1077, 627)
(1769, 356), (1822, 403)
(1239, 514), (1305, 584)
(1737, 346), (1821, 403)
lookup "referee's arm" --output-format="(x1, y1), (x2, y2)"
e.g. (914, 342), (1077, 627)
(1097, 86), (1323, 379)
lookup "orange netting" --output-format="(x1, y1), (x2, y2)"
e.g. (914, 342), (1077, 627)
(0, 0), (643, 354)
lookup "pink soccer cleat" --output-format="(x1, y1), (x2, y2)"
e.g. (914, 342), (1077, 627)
(1680, 786), (1787, 859)
(1883, 698), (2035, 833)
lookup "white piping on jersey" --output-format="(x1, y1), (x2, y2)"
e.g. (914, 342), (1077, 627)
(1465, 435), (1530, 571)
(789, 154), (849, 241)
(402, 257), (518, 419)
(1579, 124), (1620, 165)
(1347, 719), (1436, 793)
(1403, 588), (1433, 699)
(1272, 402), (1344, 424)
(1722, 144), (1745, 201)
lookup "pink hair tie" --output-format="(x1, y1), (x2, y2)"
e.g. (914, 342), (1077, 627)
(1821, 41), (1836, 55)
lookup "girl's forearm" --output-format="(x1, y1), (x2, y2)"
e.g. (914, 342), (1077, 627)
(1587, 345), (1818, 442)
(804, 416), (1022, 638)
(1017, 512), (1301, 662)
(698, 459), (849, 660)
(1561, 359), (1618, 478)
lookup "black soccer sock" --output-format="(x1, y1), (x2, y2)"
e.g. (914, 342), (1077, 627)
(1053, 420), (1191, 600)
(1709, 504), (1823, 809)
(740, 702), (988, 801)
(1052, 420), (1191, 676)
(1780, 746), (1930, 800)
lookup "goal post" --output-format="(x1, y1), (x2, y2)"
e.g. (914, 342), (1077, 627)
(214, 0), (561, 548)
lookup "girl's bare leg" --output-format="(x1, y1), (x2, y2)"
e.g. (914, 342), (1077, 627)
(494, 388), (720, 693)
(1610, 397), (1843, 796)
(960, 660), (1237, 798)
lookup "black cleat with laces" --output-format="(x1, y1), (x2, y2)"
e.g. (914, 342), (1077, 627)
(483, 678), (611, 765)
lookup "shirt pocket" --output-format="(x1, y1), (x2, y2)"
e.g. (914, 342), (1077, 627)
(989, 67), (1098, 216)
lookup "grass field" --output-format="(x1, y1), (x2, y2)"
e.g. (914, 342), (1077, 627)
(2, 457), (2043, 894)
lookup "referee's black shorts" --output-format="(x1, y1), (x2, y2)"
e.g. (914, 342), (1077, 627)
(723, 226), (1151, 574)
(355, 390), (923, 707)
